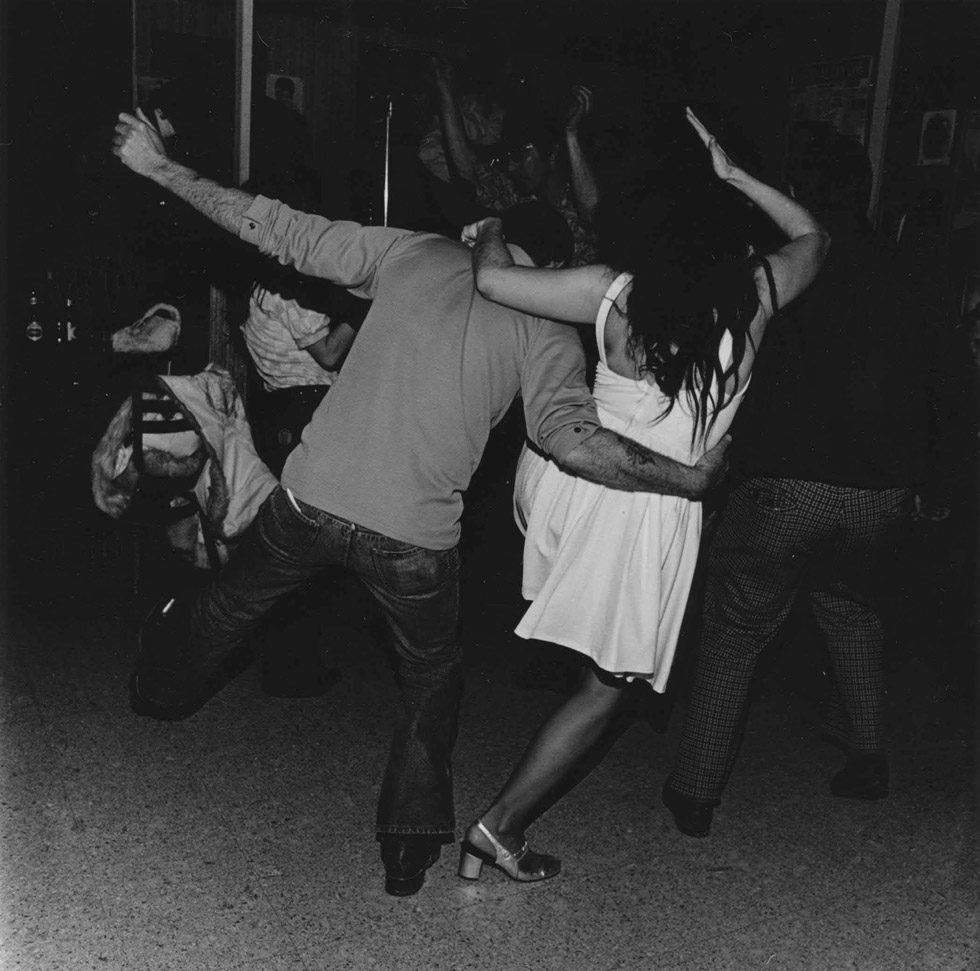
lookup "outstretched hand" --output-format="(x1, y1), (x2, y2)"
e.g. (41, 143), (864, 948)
(461, 216), (503, 249)
(686, 106), (739, 182)
(565, 85), (594, 134)
(112, 108), (169, 177)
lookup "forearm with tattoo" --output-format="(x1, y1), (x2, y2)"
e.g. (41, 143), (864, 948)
(560, 428), (706, 498)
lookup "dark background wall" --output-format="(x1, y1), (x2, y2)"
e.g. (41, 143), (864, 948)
(2, 0), (977, 602)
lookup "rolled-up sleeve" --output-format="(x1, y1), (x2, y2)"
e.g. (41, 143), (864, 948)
(239, 196), (412, 299)
(521, 321), (601, 464)
(282, 300), (331, 350)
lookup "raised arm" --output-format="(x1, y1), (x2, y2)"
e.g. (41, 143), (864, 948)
(432, 58), (480, 186)
(113, 109), (405, 294)
(462, 216), (615, 323)
(686, 107), (830, 318)
(113, 110), (256, 234)
(564, 85), (599, 225)
(685, 107), (829, 398)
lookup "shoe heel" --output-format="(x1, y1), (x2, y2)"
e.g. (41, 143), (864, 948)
(458, 843), (485, 880)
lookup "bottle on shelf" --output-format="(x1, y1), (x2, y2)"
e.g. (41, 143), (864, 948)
(65, 296), (77, 346)
(63, 293), (84, 391)
(25, 285), (43, 345)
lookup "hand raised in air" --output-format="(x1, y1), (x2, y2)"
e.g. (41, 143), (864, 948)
(686, 106), (740, 182)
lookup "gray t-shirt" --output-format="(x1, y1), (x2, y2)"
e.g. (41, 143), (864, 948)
(240, 196), (601, 549)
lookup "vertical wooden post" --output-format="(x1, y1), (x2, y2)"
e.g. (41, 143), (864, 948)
(209, 0), (253, 393)
(234, 0), (253, 186)
(868, 0), (903, 227)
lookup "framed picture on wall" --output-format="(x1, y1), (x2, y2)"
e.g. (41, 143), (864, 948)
(917, 109), (957, 166)
(266, 74), (304, 114)
(790, 56), (874, 146)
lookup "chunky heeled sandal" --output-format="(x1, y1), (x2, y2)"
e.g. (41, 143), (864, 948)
(458, 820), (560, 883)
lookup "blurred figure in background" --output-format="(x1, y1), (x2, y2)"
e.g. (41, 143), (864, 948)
(423, 57), (599, 265)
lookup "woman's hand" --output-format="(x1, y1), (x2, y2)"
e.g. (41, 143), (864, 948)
(461, 216), (503, 249)
(686, 106), (739, 182)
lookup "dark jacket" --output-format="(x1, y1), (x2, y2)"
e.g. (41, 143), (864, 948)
(732, 211), (931, 489)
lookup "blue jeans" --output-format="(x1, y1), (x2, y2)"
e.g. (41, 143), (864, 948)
(139, 486), (462, 838)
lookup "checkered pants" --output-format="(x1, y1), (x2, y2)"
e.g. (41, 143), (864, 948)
(671, 478), (911, 803)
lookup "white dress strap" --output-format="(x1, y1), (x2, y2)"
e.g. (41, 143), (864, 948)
(595, 272), (632, 368)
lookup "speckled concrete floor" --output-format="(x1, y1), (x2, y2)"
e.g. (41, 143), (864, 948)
(1, 454), (976, 971)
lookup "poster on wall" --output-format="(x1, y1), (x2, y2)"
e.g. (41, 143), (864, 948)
(790, 55), (874, 146)
(266, 74), (304, 114)
(917, 109), (957, 166)
(953, 109), (980, 228)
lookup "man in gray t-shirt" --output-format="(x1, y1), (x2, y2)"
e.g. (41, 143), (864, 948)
(113, 109), (729, 896)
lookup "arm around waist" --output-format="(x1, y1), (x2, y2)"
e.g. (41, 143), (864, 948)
(560, 428), (729, 500)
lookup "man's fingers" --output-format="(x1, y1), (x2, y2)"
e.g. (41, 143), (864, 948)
(135, 106), (154, 128)
(702, 434), (732, 467)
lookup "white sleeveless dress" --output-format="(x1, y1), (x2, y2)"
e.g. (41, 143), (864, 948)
(513, 272), (747, 691)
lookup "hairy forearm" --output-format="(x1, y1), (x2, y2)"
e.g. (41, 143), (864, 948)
(561, 428), (706, 499)
(146, 158), (256, 237)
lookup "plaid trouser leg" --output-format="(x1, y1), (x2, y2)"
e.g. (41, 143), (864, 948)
(672, 480), (911, 803)
(672, 479), (813, 803)
(809, 487), (910, 755)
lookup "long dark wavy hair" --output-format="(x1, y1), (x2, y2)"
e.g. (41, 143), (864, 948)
(618, 186), (762, 444)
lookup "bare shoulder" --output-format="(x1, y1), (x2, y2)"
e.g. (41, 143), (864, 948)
(603, 279), (647, 380)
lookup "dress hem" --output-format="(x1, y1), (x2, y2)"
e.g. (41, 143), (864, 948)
(513, 626), (668, 693)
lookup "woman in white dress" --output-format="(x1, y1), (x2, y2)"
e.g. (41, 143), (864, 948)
(456, 109), (830, 883)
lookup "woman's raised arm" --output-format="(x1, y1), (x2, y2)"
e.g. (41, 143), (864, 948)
(463, 216), (615, 324)
(686, 106), (830, 319)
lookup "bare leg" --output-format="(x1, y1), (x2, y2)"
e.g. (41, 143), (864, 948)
(479, 661), (628, 850)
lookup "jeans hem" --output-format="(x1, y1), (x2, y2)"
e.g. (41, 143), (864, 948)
(376, 826), (456, 840)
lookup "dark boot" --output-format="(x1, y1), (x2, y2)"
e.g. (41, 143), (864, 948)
(661, 776), (716, 838)
(379, 835), (442, 897)
(830, 751), (889, 800)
